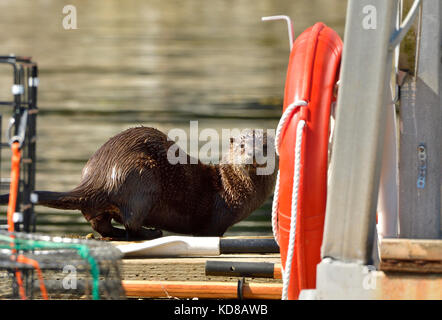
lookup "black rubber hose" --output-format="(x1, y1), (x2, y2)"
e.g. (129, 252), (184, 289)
(205, 260), (275, 278)
(219, 238), (279, 254)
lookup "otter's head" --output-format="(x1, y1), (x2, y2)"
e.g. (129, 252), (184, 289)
(217, 129), (278, 227)
(223, 129), (277, 176)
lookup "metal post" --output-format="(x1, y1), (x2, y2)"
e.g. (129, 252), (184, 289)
(23, 64), (38, 232)
(321, 0), (398, 264)
(398, 0), (441, 239)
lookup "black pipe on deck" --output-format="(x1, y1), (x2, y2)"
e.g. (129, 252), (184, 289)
(219, 238), (279, 254)
(205, 260), (276, 278)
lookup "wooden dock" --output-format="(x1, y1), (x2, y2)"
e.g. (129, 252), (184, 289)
(114, 236), (283, 299)
(120, 253), (282, 299)
(116, 237), (442, 300)
(121, 254), (281, 283)
(380, 238), (442, 274)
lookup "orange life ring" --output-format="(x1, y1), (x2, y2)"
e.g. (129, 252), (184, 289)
(276, 22), (342, 300)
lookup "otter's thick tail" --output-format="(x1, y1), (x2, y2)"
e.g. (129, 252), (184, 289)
(0, 190), (83, 210)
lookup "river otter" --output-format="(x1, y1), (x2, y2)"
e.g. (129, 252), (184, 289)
(2, 127), (277, 239)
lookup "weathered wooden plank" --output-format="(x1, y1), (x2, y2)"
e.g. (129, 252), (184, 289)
(380, 238), (442, 261)
(380, 259), (442, 273)
(122, 280), (282, 299)
(377, 272), (442, 299)
(121, 254), (282, 284)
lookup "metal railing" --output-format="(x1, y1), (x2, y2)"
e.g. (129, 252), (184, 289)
(0, 55), (39, 233)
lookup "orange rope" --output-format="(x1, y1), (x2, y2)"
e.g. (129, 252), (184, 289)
(14, 269), (26, 300)
(15, 255), (48, 300)
(7, 142), (21, 232)
(7, 141), (27, 299)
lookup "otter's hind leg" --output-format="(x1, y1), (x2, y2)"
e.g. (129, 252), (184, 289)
(89, 213), (126, 239)
(120, 205), (162, 240)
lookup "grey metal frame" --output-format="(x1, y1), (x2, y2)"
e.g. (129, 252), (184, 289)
(398, 0), (441, 239)
(321, 0), (400, 264)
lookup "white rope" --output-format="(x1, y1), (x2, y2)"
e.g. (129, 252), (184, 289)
(271, 171), (281, 245)
(281, 119), (305, 300)
(271, 100), (307, 245)
(275, 101), (308, 157)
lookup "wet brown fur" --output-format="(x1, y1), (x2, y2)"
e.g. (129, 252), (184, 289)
(26, 127), (277, 239)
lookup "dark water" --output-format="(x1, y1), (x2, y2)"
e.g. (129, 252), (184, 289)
(0, 0), (346, 236)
